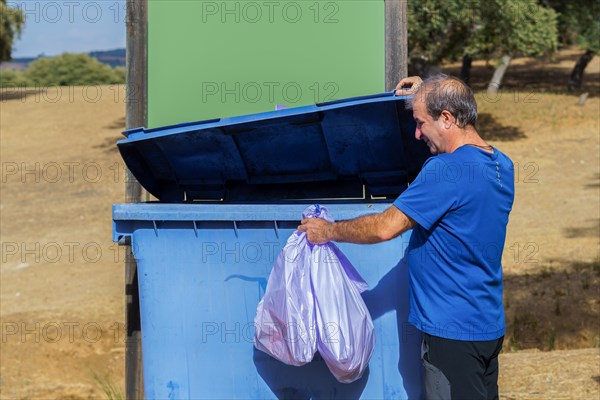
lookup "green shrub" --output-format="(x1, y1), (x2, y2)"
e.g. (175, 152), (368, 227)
(0, 69), (31, 88)
(24, 53), (125, 86)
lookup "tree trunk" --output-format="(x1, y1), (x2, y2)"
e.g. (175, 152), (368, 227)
(568, 50), (595, 91)
(487, 55), (511, 97)
(460, 54), (472, 86)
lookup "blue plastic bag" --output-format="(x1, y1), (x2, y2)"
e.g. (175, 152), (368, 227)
(254, 205), (375, 383)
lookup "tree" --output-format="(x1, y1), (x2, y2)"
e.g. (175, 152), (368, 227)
(466, 0), (558, 95)
(544, 0), (600, 90)
(407, 0), (475, 79)
(407, 1), (471, 64)
(0, 0), (24, 63)
(407, 0), (558, 91)
(24, 53), (125, 86)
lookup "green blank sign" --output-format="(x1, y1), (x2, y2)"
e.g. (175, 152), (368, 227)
(148, 0), (385, 128)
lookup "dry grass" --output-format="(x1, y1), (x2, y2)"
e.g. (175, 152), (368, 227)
(504, 259), (600, 352)
(499, 348), (600, 399)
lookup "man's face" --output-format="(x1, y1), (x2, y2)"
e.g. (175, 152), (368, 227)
(412, 97), (446, 155)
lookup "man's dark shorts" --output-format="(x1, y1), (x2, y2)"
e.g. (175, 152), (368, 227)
(421, 333), (504, 400)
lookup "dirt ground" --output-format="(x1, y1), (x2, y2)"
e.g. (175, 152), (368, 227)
(1, 48), (599, 398)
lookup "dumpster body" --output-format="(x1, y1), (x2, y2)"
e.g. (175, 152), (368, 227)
(113, 93), (430, 399)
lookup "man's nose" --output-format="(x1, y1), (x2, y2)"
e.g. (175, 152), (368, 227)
(415, 127), (422, 140)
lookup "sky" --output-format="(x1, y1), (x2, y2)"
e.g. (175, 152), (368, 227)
(9, 0), (126, 58)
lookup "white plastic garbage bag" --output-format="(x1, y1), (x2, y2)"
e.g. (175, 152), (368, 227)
(254, 227), (317, 366)
(254, 205), (375, 383)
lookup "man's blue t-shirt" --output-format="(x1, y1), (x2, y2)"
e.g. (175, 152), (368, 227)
(394, 145), (514, 341)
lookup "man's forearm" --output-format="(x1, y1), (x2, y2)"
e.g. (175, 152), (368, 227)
(299, 206), (415, 245)
(330, 211), (412, 244)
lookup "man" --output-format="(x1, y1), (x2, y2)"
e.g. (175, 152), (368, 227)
(298, 74), (514, 399)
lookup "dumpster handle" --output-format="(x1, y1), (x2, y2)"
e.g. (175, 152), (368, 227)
(193, 221), (199, 238)
(274, 221), (279, 239)
(152, 221), (159, 237)
(370, 194), (388, 200)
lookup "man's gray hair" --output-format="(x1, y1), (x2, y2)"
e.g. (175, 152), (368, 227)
(415, 74), (478, 128)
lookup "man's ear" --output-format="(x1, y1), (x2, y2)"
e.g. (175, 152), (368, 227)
(439, 110), (455, 129)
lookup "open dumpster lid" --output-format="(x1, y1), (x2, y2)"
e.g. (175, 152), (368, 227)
(118, 92), (430, 203)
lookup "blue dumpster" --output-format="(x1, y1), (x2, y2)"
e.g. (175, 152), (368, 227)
(113, 92), (430, 399)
